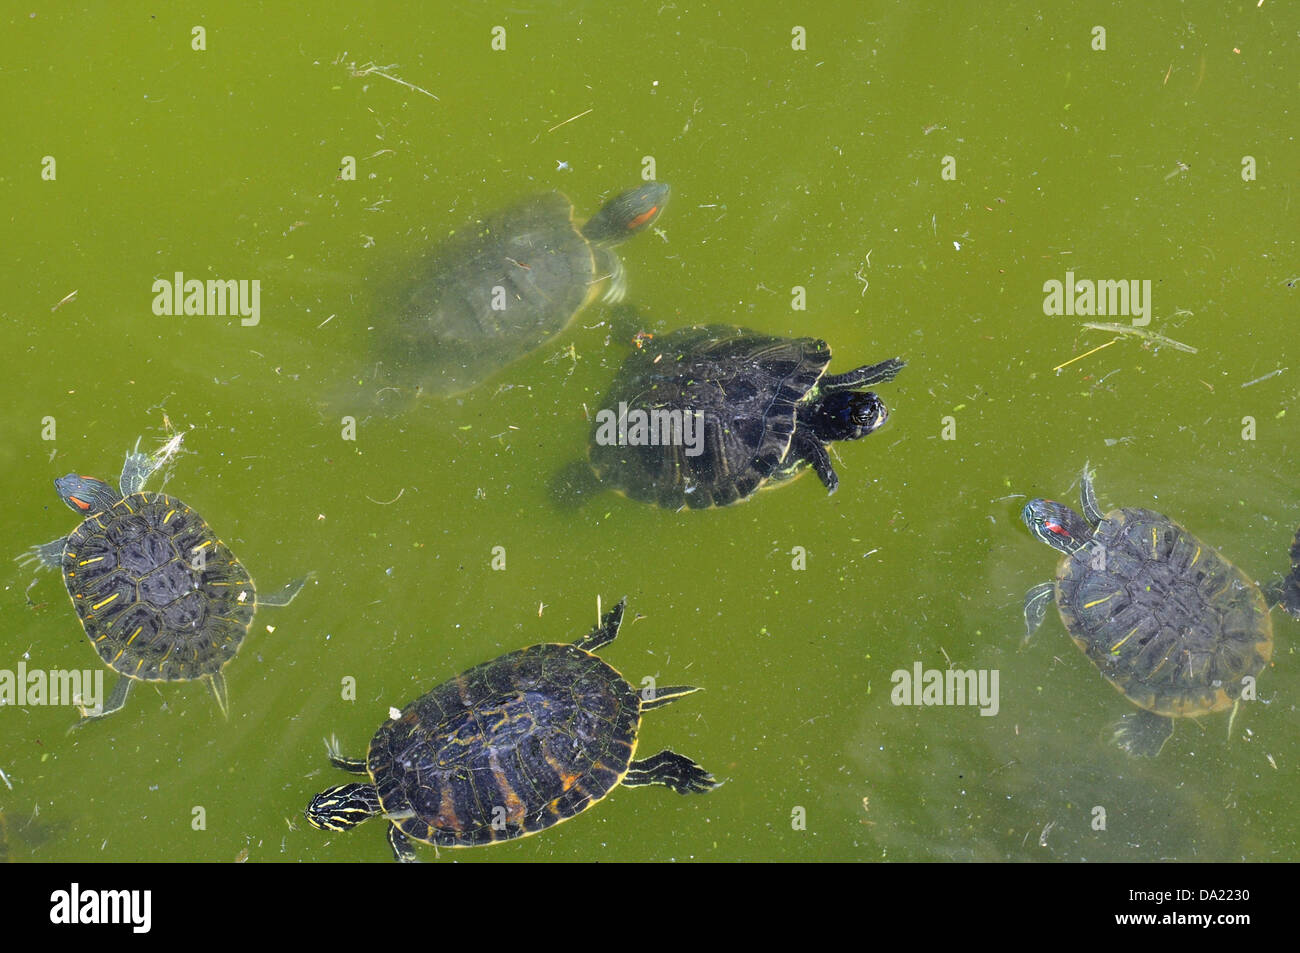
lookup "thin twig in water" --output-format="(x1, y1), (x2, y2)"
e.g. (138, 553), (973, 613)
(350, 62), (439, 101)
(365, 488), (406, 505)
(1241, 368), (1286, 389)
(548, 108), (593, 133)
(1080, 322), (1197, 353)
(1053, 338), (1119, 373)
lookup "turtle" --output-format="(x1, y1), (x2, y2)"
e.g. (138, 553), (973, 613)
(1021, 464), (1273, 757)
(385, 182), (670, 396)
(577, 324), (905, 509)
(1264, 524), (1300, 619)
(18, 438), (307, 726)
(305, 597), (716, 861)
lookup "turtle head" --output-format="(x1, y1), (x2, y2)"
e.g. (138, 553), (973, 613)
(305, 783), (382, 832)
(582, 182), (670, 245)
(53, 474), (120, 514)
(807, 391), (889, 442)
(1021, 499), (1092, 556)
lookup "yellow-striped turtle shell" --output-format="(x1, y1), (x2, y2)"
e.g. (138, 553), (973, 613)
(305, 598), (715, 859)
(367, 639), (642, 848)
(1053, 506), (1272, 717)
(62, 492), (256, 684)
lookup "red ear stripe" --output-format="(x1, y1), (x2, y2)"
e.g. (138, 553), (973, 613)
(627, 206), (660, 230)
(69, 496), (92, 511)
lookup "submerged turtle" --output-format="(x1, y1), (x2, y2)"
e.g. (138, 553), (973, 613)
(1021, 465), (1273, 756)
(19, 439), (307, 726)
(386, 182), (669, 396)
(306, 598), (716, 861)
(578, 324), (904, 509)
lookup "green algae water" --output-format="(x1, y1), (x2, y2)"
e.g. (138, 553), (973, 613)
(1, 1), (1296, 863)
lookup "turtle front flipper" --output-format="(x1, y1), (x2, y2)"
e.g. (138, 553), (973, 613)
(119, 438), (156, 497)
(574, 597), (627, 652)
(790, 431), (837, 493)
(819, 357), (906, 391)
(120, 433), (185, 496)
(1109, 709), (1175, 758)
(623, 750), (718, 794)
(598, 249), (627, 304)
(68, 674), (133, 732)
(1022, 581), (1055, 644)
(325, 735), (369, 774)
(1079, 461), (1105, 526)
(16, 538), (67, 572)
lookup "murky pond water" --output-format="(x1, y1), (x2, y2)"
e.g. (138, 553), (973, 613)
(2, 2), (1296, 862)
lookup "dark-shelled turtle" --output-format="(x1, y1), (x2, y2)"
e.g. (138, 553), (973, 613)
(305, 598), (716, 861)
(19, 438), (307, 726)
(1021, 464), (1272, 756)
(387, 183), (669, 396)
(579, 324), (904, 509)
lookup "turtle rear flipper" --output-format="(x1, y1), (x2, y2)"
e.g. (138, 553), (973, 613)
(1109, 709), (1175, 758)
(259, 575), (311, 607)
(207, 672), (229, 718)
(623, 750), (718, 794)
(68, 675), (133, 734)
(387, 824), (418, 864)
(640, 684), (701, 711)
(790, 431), (837, 492)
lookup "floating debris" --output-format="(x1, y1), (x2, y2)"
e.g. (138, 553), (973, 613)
(1080, 322), (1197, 353)
(548, 107), (593, 133)
(1241, 368), (1286, 389)
(1053, 338), (1118, 373)
(348, 61), (439, 100)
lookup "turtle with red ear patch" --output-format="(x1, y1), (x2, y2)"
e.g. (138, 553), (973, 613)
(382, 183), (669, 397)
(1021, 464), (1272, 757)
(18, 438), (307, 727)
